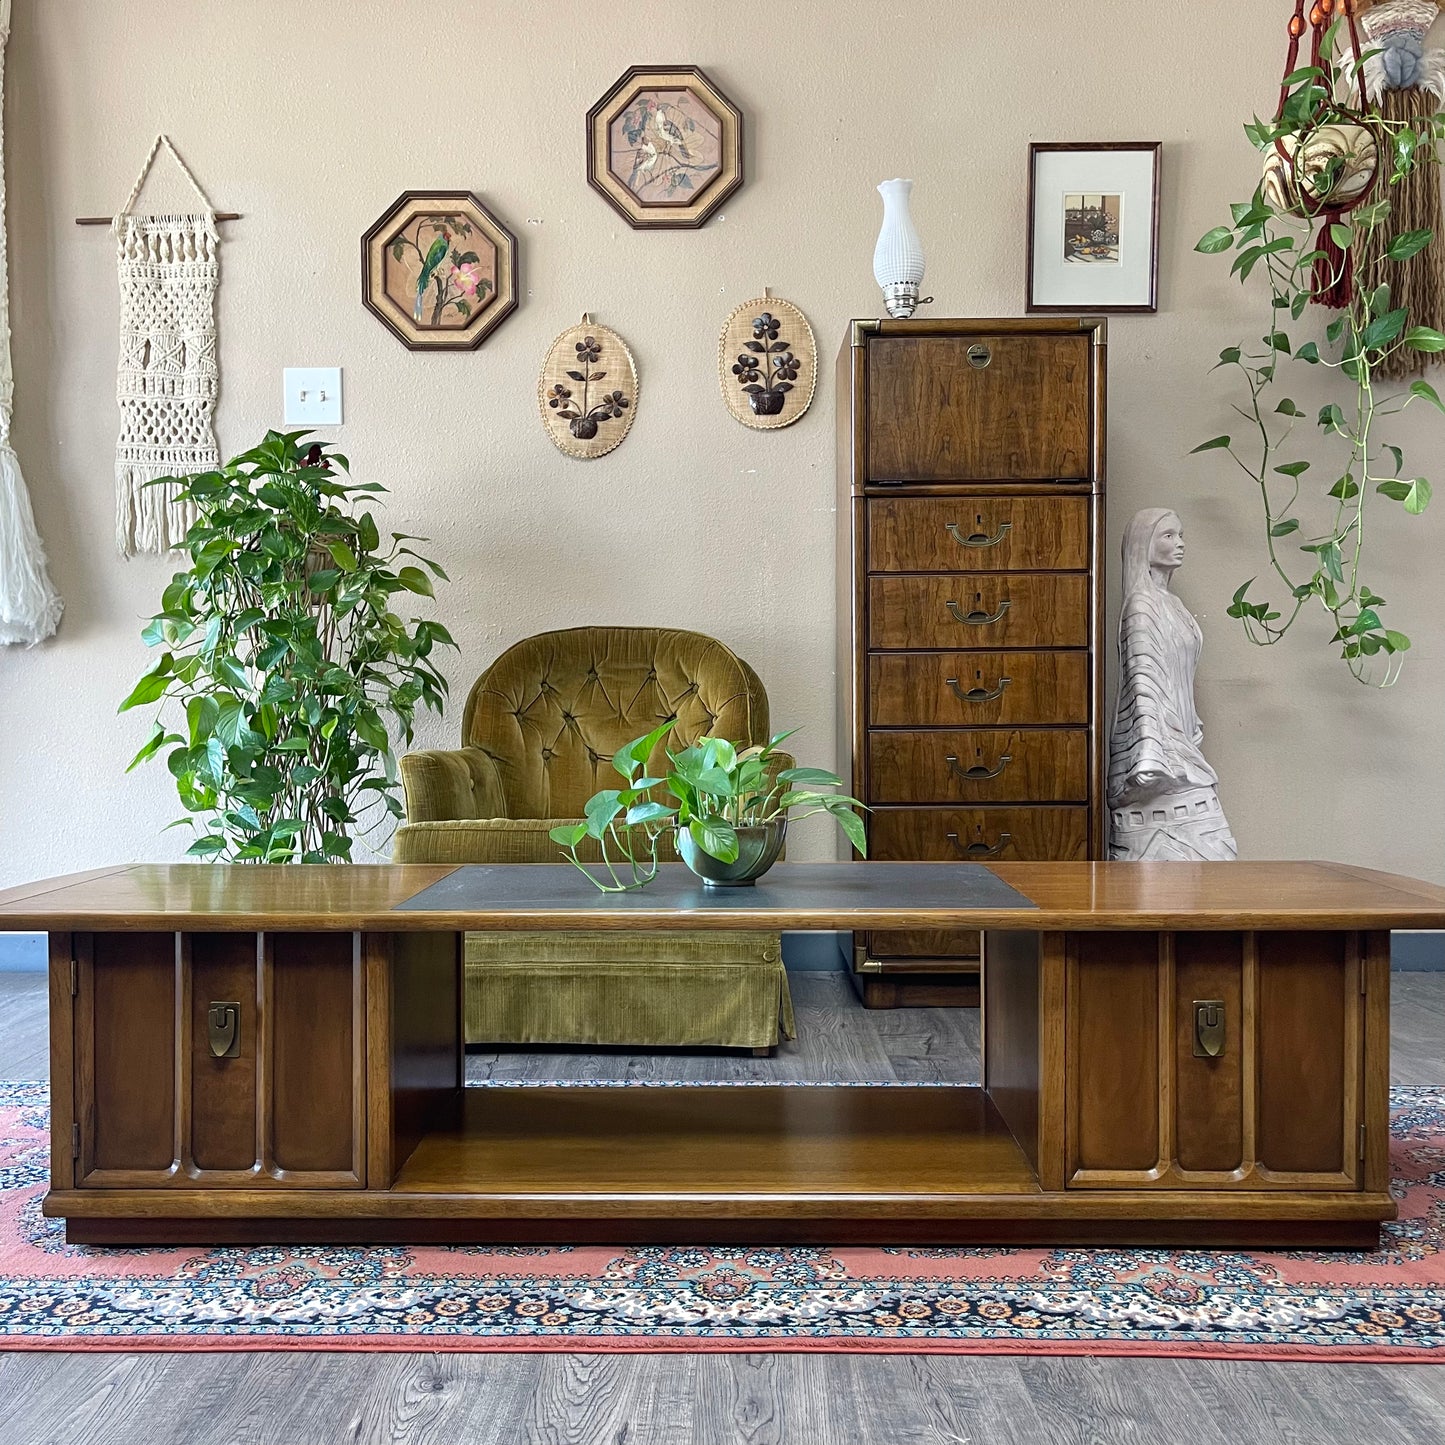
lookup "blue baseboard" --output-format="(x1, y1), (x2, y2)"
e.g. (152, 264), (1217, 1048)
(781, 932), (848, 971)
(3, 929), (1441, 975)
(1392, 933), (1445, 972)
(0, 933), (45, 972)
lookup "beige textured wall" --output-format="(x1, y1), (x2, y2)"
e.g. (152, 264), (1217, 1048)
(1, 0), (1441, 889)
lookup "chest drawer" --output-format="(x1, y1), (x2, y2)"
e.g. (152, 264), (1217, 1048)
(868, 496), (1090, 573)
(870, 652), (1090, 727)
(865, 334), (1092, 482)
(870, 575), (1089, 650)
(869, 806), (1090, 863)
(867, 729), (1088, 805)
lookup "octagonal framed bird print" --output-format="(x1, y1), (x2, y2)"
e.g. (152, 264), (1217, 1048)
(586, 66), (744, 229)
(362, 191), (518, 350)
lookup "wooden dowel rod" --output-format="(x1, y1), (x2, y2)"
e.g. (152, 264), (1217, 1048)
(74, 212), (242, 226)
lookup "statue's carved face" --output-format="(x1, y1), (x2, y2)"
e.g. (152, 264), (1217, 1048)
(1150, 514), (1185, 572)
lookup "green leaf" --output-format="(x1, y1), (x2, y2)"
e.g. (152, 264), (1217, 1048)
(1385, 630), (1412, 652)
(584, 790), (623, 839)
(326, 541), (358, 571)
(688, 816), (739, 864)
(625, 801), (675, 826)
(397, 565), (434, 597)
(1377, 478), (1432, 514)
(1362, 307), (1408, 351)
(118, 654), (173, 712)
(776, 767), (844, 788)
(1327, 475), (1359, 500)
(1274, 398), (1304, 417)
(1296, 341), (1321, 364)
(830, 805), (868, 858)
(1405, 326), (1445, 352)
(1318, 402), (1346, 433)
(1329, 221), (1353, 251)
(125, 722), (176, 773)
(1387, 228), (1433, 261)
(1196, 226), (1235, 254)
(1385, 444), (1404, 476)
(1273, 460), (1310, 478)
(1216, 345), (1242, 366)
(1191, 436), (1232, 454)
(549, 823), (588, 848)
(1269, 518), (1300, 536)
(1409, 379), (1445, 413)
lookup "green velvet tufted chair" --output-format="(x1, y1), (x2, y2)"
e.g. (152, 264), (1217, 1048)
(393, 626), (795, 1051)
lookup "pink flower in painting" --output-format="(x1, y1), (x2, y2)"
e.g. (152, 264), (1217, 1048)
(453, 262), (483, 298)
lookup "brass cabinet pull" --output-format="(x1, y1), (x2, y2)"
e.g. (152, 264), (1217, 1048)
(945, 675), (1012, 704)
(946, 598), (1012, 627)
(945, 753), (1012, 783)
(1193, 1000), (1226, 1058)
(946, 831), (1013, 859)
(945, 520), (1012, 548)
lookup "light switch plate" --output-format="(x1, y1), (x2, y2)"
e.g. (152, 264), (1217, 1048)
(283, 367), (343, 427)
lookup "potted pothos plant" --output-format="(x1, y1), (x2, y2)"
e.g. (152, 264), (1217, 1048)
(549, 722), (866, 891)
(120, 431), (455, 862)
(1194, 18), (1445, 685)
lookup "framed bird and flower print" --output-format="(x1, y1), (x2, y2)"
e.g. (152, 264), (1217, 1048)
(362, 191), (518, 350)
(587, 66), (743, 229)
(1026, 142), (1161, 313)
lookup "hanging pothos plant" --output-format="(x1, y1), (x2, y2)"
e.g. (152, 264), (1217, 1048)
(120, 431), (455, 861)
(1195, 10), (1445, 685)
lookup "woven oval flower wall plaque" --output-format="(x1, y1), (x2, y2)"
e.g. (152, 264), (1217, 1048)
(718, 295), (816, 430)
(539, 317), (639, 459)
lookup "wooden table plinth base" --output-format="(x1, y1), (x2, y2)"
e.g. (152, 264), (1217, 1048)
(2, 862), (1432, 1249)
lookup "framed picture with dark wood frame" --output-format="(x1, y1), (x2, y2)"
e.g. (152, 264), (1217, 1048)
(362, 191), (518, 351)
(586, 66), (744, 229)
(1027, 142), (1161, 314)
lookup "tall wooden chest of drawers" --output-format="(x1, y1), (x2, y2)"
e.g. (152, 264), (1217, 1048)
(836, 317), (1107, 1006)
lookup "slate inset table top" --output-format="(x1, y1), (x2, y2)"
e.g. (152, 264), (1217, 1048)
(394, 862), (1037, 917)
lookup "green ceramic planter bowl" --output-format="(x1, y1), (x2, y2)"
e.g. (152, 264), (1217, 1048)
(676, 820), (787, 888)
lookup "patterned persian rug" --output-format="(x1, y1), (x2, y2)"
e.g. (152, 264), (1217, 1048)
(1, 1081), (1442, 1358)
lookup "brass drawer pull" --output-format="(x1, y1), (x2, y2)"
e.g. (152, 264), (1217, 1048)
(945, 675), (1012, 703)
(1193, 1000), (1226, 1058)
(947, 831), (1013, 859)
(946, 598), (1011, 627)
(946, 753), (1012, 783)
(945, 520), (1012, 549)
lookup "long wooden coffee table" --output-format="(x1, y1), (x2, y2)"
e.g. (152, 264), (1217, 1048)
(3, 859), (1441, 1249)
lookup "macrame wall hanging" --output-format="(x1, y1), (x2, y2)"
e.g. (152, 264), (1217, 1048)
(1352, 0), (1445, 378)
(112, 135), (221, 555)
(0, 0), (61, 644)
(1262, 0), (1381, 310)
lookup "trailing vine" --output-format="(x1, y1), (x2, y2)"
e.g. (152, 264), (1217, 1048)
(1195, 33), (1445, 685)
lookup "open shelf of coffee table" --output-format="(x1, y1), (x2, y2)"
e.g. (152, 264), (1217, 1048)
(390, 1085), (1040, 1198)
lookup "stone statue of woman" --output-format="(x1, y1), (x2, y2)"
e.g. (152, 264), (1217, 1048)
(1107, 508), (1237, 861)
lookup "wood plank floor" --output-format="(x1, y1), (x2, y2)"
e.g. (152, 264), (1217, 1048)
(1, 968), (1443, 1444)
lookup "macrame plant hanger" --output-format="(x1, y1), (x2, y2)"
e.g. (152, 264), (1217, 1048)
(1276, 0), (1378, 308)
(112, 134), (222, 556)
(0, 0), (62, 645)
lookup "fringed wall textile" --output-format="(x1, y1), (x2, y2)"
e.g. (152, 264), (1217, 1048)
(0, 0), (61, 644)
(113, 136), (220, 556)
(1354, 0), (1445, 378)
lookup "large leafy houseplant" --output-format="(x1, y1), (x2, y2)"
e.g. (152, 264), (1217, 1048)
(549, 722), (867, 891)
(1195, 20), (1445, 685)
(120, 431), (455, 861)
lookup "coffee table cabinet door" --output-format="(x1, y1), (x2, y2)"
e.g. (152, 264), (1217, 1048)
(1065, 930), (1368, 1190)
(72, 931), (365, 1188)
